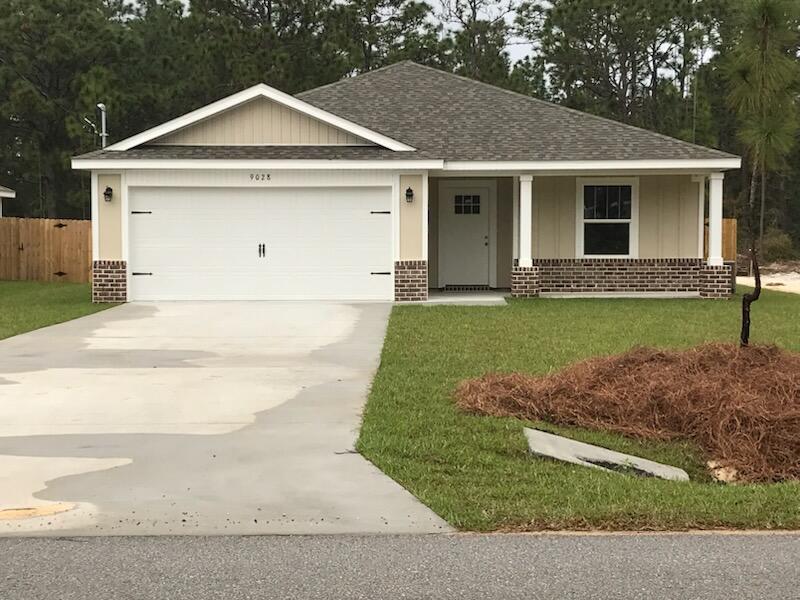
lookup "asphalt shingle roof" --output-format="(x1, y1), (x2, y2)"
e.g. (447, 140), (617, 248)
(76, 62), (737, 163)
(298, 61), (736, 162)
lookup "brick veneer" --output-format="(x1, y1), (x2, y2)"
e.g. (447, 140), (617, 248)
(92, 260), (127, 303)
(510, 265), (540, 298)
(700, 265), (734, 298)
(510, 258), (732, 298)
(394, 260), (428, 302)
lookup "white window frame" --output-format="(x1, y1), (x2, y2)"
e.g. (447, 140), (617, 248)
(575, 177), (639, 258)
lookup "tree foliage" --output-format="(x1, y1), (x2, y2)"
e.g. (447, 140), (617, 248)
(0, 0), (798, 260)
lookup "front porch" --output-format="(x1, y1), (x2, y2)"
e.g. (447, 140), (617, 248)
(394, 172), (732, 301)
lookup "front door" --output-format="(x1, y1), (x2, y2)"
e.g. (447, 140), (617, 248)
(438, 186), (490, 287)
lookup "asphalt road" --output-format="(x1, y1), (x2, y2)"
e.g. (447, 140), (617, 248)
(2, 532), (798, 599)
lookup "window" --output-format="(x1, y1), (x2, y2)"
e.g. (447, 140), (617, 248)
(578, 181), (637, 256)
(454, 194), (480, 215)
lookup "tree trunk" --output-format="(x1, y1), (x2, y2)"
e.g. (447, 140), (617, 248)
(740, 245), (761, 347)
(759, 167), (766, 252)
(740, 159), (762, 347)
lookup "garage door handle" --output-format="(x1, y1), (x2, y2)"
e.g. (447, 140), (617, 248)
(370, 271), (391, 275)
(258, 243), (266, 258)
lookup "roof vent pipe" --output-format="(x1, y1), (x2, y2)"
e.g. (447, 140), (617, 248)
(96, 103), (108, 148)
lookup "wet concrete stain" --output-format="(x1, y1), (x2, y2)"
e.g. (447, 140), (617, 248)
(0, 302), (451, 536)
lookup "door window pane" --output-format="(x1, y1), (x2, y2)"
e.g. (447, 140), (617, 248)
(454, 194), (481, 215)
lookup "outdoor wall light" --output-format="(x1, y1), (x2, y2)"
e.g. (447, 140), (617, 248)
(405, 187), (414, 203)
(103, 186), (113, 202)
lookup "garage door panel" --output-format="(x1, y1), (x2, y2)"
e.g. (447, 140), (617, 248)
(128, 186), (393, 301)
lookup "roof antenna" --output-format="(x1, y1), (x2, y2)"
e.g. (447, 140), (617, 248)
(96, 103), (108, 148)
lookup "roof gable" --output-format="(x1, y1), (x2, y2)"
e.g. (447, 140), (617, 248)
(152, 97), (370, 146)
(107, 83), (415, 152)
(298, 61), (739, 163)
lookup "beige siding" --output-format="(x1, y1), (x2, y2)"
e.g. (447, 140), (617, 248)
(400, 174), (424, 260)
(153, 98), (369, 145)
(496, 177), (513, 288)
(532, 176), (576, 259)
(639, 175), (700, 258)
(98, 173), (122, 260)
(428, 177), (439, 286)
(530, 175), (699, 259)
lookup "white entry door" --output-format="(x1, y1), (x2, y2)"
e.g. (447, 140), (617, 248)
(128, 186), (393, 301)
(438, 186), (491, 286)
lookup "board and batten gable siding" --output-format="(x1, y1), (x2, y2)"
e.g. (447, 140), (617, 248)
(98, 173), (122, 260)
(532, 174), (701, 259)
(152, 97), (371, 146)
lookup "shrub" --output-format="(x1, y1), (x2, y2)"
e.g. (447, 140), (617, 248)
(761, 229), (797, 262)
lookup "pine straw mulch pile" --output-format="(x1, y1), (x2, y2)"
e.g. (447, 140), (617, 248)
(456, 343), (800, 484)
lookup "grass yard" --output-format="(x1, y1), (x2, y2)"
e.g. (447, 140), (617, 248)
(0, 280), (114, 340)
(357, 288), (800, 531)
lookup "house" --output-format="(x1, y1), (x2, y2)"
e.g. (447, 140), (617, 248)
(71, 61), (740, 303)
(0, 185), (14, 217)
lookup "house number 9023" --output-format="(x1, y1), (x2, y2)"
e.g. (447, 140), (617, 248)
(250, 173), (271, 181)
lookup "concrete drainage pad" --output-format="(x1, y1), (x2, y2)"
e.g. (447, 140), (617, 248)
(524, 428), (689, 481)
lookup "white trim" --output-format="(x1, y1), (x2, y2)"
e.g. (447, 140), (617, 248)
(512, 175), (519, 260)
(106, 83), (415, 152)
(73, 159), (442, 170)
(436, 179), (498, 288)
(442, 159), (741, 172)
(74, 158), (740, 174)
(692, 175), (706, 259)
(540, 292), (700, 299)
(707, 172), (724, 266)
(422, 171), (429, 260)
(0, 189), (15, 199)
(392, 174), (401, 262)
(91, 172), (99, 261)
(518, 175), (533, 267)
(576, 177), (639, 259)
(123, 169), (396, 188)
(121, 172), (129, 262)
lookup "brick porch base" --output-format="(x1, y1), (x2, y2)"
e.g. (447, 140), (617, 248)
(92, 260), (127, 303)
(394, 260), (428, 302)
(510, 265), (540, 298)
(510, 258), (733, 298)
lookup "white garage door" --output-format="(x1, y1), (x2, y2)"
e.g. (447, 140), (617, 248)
(128, 186), (393, 301)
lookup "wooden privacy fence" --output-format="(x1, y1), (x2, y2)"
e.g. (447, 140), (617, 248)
(704, 218), (738, 262)
(0, 217), (92, 283)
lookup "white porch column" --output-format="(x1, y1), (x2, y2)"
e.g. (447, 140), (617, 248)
(692, 175), (706, 259)
(707, 172), (724, 266)
(519, 175), (533, 267)
(512, 175), (520, 260)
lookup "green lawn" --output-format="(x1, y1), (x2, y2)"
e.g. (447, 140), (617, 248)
(357, 288), (800, 531)
(0, 280), (115, 340)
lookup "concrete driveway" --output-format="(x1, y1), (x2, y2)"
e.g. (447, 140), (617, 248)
(0, 302), (450, 535)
